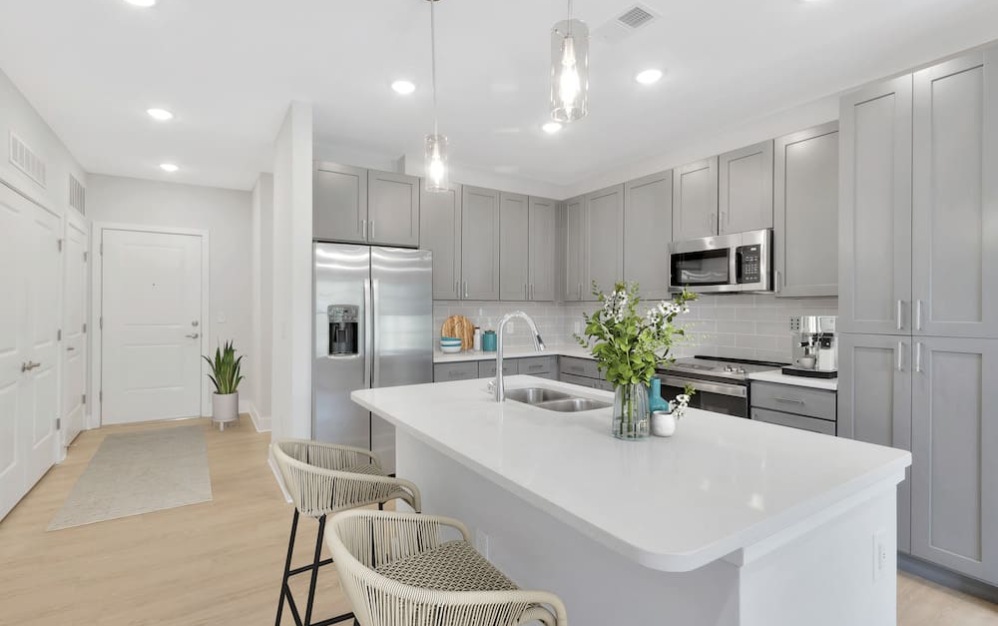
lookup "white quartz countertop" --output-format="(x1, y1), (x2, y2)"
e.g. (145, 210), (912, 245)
(434, 344), (594, 364)
(748, 370), (838, 391)
(352, 376), (908, 572)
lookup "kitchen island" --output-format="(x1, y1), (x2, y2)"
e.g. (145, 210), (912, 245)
(352, 375), (911, 626)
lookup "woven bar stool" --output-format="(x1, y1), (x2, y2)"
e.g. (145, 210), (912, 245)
(325, 509), (568, 626)
(271, 440), (421, 626)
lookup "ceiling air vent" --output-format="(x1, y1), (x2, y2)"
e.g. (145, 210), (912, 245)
(9, 132), (47, 189)
(69, 174), (86, 215)
(594, 4), (659, 44)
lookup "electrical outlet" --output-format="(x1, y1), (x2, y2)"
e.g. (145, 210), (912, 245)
(873, 530), (889, 580)
(475, 529), (490, 559)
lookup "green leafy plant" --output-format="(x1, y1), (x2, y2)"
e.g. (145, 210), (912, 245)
(203, 340), (244, 395)
(575, 281), (697, 387)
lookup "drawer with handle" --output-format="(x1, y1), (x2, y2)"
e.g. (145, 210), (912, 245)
(560, 372), (600, 389)
(434, 362), (479, 382)
(750, 381), (836, 422)
(479, 360), (518, 379)
(518, 356), (557, 376)
(559, 356), (599, 379)
(751, 407), (836, 436)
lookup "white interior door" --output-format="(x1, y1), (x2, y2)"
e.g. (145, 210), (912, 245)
(62, 216), (88, 446)
(102, 229), (203, 424)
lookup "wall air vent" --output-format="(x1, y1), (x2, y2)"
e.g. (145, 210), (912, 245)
(69, 174), (86, 215)
(9, 132), (47, 189)
(594, 4), (659, 44)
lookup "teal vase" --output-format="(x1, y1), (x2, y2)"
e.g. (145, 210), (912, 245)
(647, 378), (671, 413)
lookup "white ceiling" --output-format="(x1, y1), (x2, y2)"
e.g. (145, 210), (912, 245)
(1, 0), (997, 192)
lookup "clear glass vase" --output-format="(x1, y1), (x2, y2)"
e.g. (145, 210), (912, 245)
(612, 383), (650, 440)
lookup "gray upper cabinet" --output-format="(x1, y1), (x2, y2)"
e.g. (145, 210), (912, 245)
(623, 171), (673, 299)
(461, 186), (500, 301)
(912, 50), (998, 338)
(837, 333), (913, 553)
(838, 76), (913, 335)
(718, 141), (774, 234)
(499, 192), (530, 301)
(368, 171), (419, 247)
(774, 123), (839, 298)
(419, 184), (462, 300)
(586, 184), (624, 299)
(528, 197), (557, 301)
(910, 337), (998, 583)
(314, 162), (368, 243)
(563, 195), (587, 302)
(672, 157), (718, 241)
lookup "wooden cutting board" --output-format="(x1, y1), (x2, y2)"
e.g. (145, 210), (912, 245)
(441, 315), (474, 350)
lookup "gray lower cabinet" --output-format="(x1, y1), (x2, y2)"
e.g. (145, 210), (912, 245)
(672, 157), (718, 241)
(528, 198), (557, 302)
(718, 141), (774, 235)
(774, 122), (839, 297)
(313, 162), (368, 243)
(563, 195), (587, 302)
(837, 333), (913, 553)
(910, 337), (998, 583)
(499, 192), (530, 301)
(433, 362), (479, 382)
(838, 76), (913, 335)
(518, 356), (557, 377)
(461, 186), (500, 301)
(750, 407), (835, 436)
(479, 359), (517, 379)
(559, 356), (600, 379)
(419, 183), (462, 300)
(623, 171), (673, 299)
(585, 184), (624, 298)
(751, 381), (836, 421)
(368, 170), (419, 247)
(911, 50), (998, 339)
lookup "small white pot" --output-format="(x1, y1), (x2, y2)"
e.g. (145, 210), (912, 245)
(212, 392), (239, 426)
(651, 410), (677, 437)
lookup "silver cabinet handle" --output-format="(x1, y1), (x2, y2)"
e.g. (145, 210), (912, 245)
(577, 283), (582, 300)
(370, 221), (376, 241)
(915, 342), (923, 374)
(915, 300), (923, 331)
(773, 396), (805, 405)
(454, 281), (459, 297)
(186, 333), (200, 339)
(21, 361), (40, 372)
(361, 219), (367, 239)
(775, 270), (782, 294)
(463, 281), (468, 299)
(897, 300), (904, 331)
(897, 341), (904, 372)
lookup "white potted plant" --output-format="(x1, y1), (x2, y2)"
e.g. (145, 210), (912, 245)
(204, 340), (244, 430)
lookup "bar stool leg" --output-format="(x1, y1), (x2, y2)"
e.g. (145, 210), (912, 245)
(276, 509), (303, 626)
(303, 514), (327, 626)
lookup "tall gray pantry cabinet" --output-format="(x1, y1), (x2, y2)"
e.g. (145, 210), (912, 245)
(838, 46), (998, 585)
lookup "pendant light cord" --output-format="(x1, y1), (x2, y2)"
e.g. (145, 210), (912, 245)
(566, 0), (574, 38)
(430, 0), (439, 136)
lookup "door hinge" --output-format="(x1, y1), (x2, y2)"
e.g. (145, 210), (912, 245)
(99, 316), (103, 330)
(82, 322), (87, 333)
(83, 251), (88, 262)
(99, 390), (103, 402)
(57, 329), (62, 341)
(82, 393), (86, 405)
(56, 418), (61, 430)
(57, 238), (63, 252)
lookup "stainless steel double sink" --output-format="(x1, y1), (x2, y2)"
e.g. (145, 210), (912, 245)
(504, 387), (611, 413)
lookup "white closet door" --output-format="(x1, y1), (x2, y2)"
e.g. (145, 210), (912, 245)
(62, 216), (88, 446)
(102, 229), (203, 424)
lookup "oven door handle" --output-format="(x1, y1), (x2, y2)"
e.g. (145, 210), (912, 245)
(660, 375), (747, 398)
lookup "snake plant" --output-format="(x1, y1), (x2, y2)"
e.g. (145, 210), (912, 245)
(203, 341), (244, 395)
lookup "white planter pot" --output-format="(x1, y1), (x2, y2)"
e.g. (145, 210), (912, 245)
(651, 410), (677, 437)
(212, 392), (239, 427)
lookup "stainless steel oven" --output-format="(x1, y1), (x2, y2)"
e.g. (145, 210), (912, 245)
(659, 373), (749, 417)
(669, 228), (773, 294)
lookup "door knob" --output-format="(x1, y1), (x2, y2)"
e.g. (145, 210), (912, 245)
(191, 321), (199, 327)
(186, 333), (200, 339)
(67, 346), (76, 352)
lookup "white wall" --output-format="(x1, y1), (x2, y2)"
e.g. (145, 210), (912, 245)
(270, 102), (313, 441)
(86, 175), (255, 411)
(251, 173), (274, 430)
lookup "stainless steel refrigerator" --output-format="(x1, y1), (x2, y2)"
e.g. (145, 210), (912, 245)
(313, 243), (433, 474)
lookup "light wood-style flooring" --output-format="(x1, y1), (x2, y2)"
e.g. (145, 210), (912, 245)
(1, 418), (996, 625)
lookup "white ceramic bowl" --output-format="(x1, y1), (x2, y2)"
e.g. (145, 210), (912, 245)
(440, 345), (463, 354)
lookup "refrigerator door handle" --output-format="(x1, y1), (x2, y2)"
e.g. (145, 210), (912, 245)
(372, 278), (381, 387)
(363, 278), (373, 390)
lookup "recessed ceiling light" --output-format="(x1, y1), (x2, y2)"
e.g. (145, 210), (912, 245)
(542, 122), (562, 134)
(159, 163), (179, 173)
(391, 80), (416, 95)
(147, 108), (174, 121)
(635, 69), (663, 85)
(124, 0), (157, 6)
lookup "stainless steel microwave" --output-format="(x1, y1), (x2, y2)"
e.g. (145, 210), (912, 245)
(669, 229), (773, 294)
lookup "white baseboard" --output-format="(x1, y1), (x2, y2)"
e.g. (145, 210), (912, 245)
(241, 400), (271, 433)
(269, 453), (292, 503)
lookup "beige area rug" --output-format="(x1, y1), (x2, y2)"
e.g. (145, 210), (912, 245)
(48, 425), (213, 531)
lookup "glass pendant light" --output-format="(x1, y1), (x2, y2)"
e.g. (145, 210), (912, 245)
(424, 0), (449, 192)
(550, 0), (589, 123)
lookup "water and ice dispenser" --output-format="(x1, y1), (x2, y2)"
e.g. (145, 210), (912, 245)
(327, 305), (359, 355)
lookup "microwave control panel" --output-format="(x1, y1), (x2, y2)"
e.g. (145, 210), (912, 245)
(737, 245), (761, 284)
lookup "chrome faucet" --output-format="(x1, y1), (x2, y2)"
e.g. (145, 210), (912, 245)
(494, 311), (546, 402)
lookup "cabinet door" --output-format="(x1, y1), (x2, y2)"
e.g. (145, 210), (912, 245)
(911, 337), (998, 583)
(672, 157), (718, 241)
(838, 333), (912, 553)
(313, 162), (368, 243)
(499, 192), (530, 301)
(528, 197), (557, 301)
(839, 76), (913, 335)
(563, 195), (587, 302)
(912, 50), (998, 338)
(623, 172), (672, 299)
(461, 186), (500, 301)
(368, 171), (419, 247)
(586, 184), (624, 299)
(718, 141), (773, 234)
(774, 123), (839, 297)
(420, 184), (462, 300)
